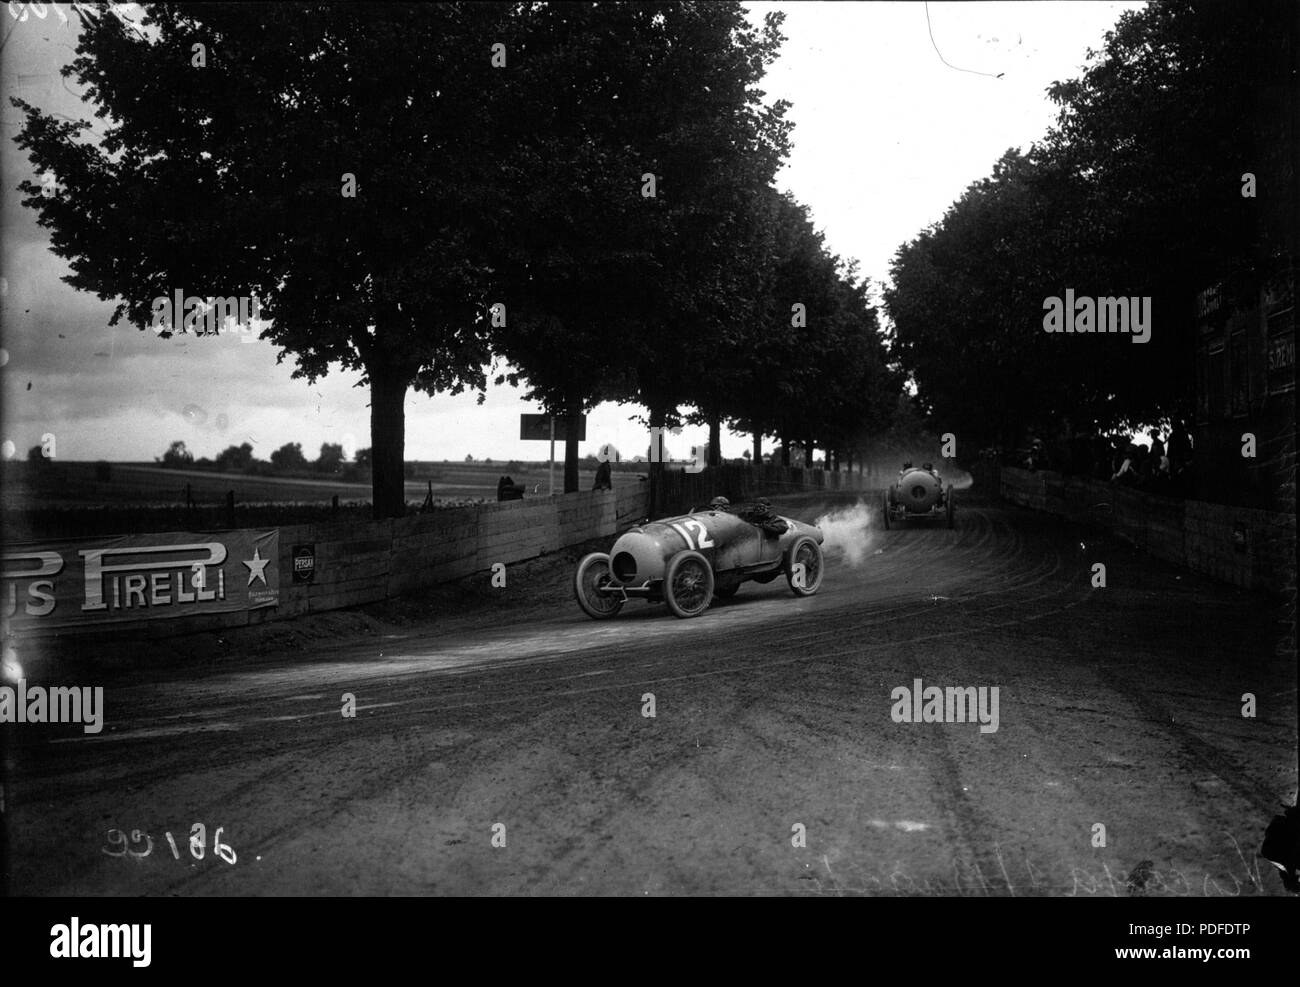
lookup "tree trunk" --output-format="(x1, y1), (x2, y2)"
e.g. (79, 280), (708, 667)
(780, 431), (790, 467)
(708, 408), (721, 468)
(564, 394), (581, 494)
(805, 438), (815, 469)
(752, 428), (762, 465)
(368, 363), (408, 519)
(648, 404), (667, 519)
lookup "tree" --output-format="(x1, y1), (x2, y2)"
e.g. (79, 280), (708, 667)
(215, 442), (254, 472)
(270, 442), (307, 472)
(1043, 1), (1295, 310)
(316, 442), (344, 473)
(717, 187), (898, 469)
(12, 3), (515, 517)
(488, 2), (791, 494)
(885, 2), (1297, 447)
(354, 447), (372, 470)
(886, 150), (1066, 450)
(161, 440), (194, 468)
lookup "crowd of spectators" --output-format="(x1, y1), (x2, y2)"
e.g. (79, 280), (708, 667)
(987, 419), (1195, 497)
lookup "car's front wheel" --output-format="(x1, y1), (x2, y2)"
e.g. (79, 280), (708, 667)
(574, 553), (624, 620)
(786, 536), (824, 596)
(664, 550), (715, 618)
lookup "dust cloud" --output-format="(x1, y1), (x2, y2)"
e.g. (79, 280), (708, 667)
(815, 500), (877, 568)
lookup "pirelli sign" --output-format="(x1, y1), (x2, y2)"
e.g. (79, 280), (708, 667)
(3, 530), (279, 631)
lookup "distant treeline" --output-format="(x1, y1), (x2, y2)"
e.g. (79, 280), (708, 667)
(150, 442), (658, 482)
(157, 439), (369, 481)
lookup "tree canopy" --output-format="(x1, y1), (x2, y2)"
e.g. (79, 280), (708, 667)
(884, 0), (1295, 451)
(14, 2), (907, 510)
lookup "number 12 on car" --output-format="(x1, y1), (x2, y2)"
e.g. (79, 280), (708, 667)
(669, 519), (714, 551)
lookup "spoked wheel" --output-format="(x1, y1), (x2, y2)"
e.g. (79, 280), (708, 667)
(882, 490), (892, 530)
(786, 536), (825, 596)
(664, 550), (714, 618)
(945, 484), (955, 529)
(574, 552), (624, 620)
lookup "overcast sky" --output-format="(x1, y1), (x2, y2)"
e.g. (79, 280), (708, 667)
(0, 1), (1142, 464)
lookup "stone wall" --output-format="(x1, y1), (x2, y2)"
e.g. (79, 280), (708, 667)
(1001, 467), (1295, 598)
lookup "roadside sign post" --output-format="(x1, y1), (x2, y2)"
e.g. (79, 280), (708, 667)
(520, 413), (587, 496)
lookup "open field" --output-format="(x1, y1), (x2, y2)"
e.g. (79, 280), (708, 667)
(0, 460), (647, 540)
(2, 459), (646, 509)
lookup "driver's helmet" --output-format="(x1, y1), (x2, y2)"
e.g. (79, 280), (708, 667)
(901, 461), (913, 470)
(709, 496), (730, 509)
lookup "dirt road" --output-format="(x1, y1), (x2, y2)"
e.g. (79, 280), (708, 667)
(5, 489), (1294, 895)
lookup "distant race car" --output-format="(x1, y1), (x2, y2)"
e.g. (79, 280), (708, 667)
(883, 462), (955, 529)
(574, 504), (825, 619)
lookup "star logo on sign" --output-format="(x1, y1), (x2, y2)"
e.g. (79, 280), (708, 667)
(243, 547), (270, 586)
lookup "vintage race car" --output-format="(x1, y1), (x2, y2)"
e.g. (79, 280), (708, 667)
(883, 463), (955, 529)
(574, 506), (825, 619)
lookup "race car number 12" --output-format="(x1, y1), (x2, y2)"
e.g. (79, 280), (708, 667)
(670, 519), (714, 550)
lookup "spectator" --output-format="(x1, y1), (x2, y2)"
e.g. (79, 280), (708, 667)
(1167, 419), (1192, 476)
(1149, 437), (1170, 487)
(497, 475), (525, 501)
(592, 459), (612, 491)
(1133, 444), (1152, 488)
(1108, 436), (1127, 477)
(1024, 438), (1046, 472)
(1111, 443), (1138, 485)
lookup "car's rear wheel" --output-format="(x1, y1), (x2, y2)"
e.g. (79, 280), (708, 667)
(574, 553), (624, 620)
(664, 550), (714, 618)
(882, 489), (892, 529)
(786, 536), (824, 596)
(945, 485), (955, 529)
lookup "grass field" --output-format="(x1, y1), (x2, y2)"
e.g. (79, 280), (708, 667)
(0, 459), (647, 540)
(2, 459), (644, 508)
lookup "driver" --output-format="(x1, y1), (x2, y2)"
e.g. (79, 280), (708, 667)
(709, 496), (730, 511)
(734, 496), (789, 537)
